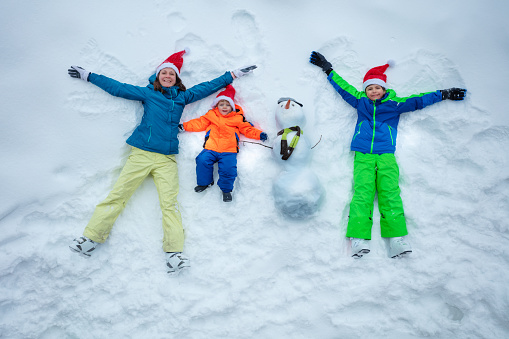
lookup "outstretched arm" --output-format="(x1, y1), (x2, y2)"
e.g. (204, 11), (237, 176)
(68, 65), (148, 101)
(184, 65), (257, 105)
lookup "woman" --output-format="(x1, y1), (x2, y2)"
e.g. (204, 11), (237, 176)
(68, 49), (256, 275)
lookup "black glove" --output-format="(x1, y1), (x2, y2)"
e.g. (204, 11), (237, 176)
(441, 88), (467, 101)
(68, 66), (90, 82)
(309, 51), (333, 75)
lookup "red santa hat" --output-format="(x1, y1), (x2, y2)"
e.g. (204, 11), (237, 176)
(363, 60), (395, 90)
(211, 85), (236, 109)
(156, 49), (188, 77)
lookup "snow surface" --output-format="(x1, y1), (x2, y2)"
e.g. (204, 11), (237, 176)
(1, 0), (509, 338)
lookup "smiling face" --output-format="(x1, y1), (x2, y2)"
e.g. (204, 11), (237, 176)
(365, 84), (386, 101)
(217, 100), (233, 115)
(158, 68), (177, 87)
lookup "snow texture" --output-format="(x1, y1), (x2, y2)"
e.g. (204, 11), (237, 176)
(1, 1), (509, 338)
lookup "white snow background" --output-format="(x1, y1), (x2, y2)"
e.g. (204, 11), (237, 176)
(1, 0), (509, 338)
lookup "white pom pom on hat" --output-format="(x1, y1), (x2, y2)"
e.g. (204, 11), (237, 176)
(363, 60), (395, 90)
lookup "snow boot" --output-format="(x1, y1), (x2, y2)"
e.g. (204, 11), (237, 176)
(69, 236), (98, 258)
(351, 238), (370, 258)
(222, 192), (232, 202)
(389, 237), (412, 258)
(166, 252), (190, 275)
(195, 181), (214, 193)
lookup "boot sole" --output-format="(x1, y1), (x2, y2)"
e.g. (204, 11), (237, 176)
(352, 249), (370, 258)
(391, 250), (412, 258)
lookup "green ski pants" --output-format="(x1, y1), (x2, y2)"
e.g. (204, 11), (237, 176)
(346, 152), (408, 239)
(83, 147), (185, 252)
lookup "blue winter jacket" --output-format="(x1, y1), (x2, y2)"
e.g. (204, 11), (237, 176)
(88, 71), (233, 155)
(328, 70), (443, 154)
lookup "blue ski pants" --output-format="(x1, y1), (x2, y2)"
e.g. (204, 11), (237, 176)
(196, 150), (237, 193)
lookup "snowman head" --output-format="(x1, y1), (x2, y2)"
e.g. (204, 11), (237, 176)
(275, 97), (306, 130)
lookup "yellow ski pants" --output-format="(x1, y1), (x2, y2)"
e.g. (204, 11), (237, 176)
(83, 147), (184, 252)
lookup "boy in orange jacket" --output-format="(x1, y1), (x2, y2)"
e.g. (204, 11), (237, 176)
(181, 85), (267, 202)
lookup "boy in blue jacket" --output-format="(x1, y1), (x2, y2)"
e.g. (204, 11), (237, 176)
(310, 51), (466, 258)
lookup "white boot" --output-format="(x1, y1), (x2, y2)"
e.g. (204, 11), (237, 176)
(351, 238), (370, 258)
(389, 237), (412, 258)
(69, 236), (98, 258)
(165, 252), (190, 275)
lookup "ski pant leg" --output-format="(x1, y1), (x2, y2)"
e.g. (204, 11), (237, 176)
(83, 147), (151, 243)
(196, 150), (217, 186)
(151, 153), (185, 252)
(376, 153), (408, 238)
(217, 152), (237, 193)
(346, 152), (377, 240)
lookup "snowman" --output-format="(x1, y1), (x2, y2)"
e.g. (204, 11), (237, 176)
(271, 97), (325, 219)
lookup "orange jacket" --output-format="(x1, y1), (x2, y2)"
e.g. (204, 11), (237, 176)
(183, 105), (263, 153)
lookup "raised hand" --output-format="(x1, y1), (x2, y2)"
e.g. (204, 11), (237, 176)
(232, 65), (257, 78)
(68, 66), (90, 82)
(309, 51), (333, 75)
(441, 88), (467, 101)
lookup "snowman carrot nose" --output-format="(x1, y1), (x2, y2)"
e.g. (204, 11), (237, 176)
(285, 100), (291, 109)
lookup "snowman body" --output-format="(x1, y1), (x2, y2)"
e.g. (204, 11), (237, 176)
(272, 99), (325, 219)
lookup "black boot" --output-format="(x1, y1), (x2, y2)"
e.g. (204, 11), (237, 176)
(195, 181), (214, 193)
(222, 192), (232, 202)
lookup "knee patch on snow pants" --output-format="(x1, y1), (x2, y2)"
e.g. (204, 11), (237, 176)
(346, 152), (407, 239)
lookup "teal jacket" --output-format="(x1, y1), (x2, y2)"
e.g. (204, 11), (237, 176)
(328, 70), (442, 154)
(88, 71), (233, 155)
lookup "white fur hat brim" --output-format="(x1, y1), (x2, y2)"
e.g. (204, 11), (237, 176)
(156, 63), (180, 77)
(363, 78), (387, 90)
(211, 96), (235, 110)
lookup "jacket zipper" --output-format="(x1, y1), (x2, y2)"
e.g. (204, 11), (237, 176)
(147, 125), (152, 143)
(370, 102), (376, 154)
(388, 125), (394, 145)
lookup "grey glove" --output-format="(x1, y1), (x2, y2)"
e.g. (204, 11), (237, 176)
(233, 65), (257, 78)
(68, 65), (90, 82)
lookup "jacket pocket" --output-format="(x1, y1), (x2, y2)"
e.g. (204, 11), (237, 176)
(387, 125), (394, 146)
(147, 124), (152, 143)
(353, 121), (364, 141)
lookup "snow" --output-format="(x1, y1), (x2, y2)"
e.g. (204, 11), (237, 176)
(1, 0), (509, 338)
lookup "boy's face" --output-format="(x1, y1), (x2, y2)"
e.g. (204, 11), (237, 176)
(365, 84), (386, 101)
(217, 100), (233, 115)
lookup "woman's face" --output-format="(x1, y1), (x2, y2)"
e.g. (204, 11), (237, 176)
(158, 68), (177, 87)
(365, 84), (386, 101)
(217, 100), (233, 115)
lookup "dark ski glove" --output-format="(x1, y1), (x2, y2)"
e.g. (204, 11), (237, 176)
(68, 66), (90, 82)
(310, 51), (333, 75)
(441, 88), (467, 101)
(233, 65), (257, 78)
(260, 132), (268, 142)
